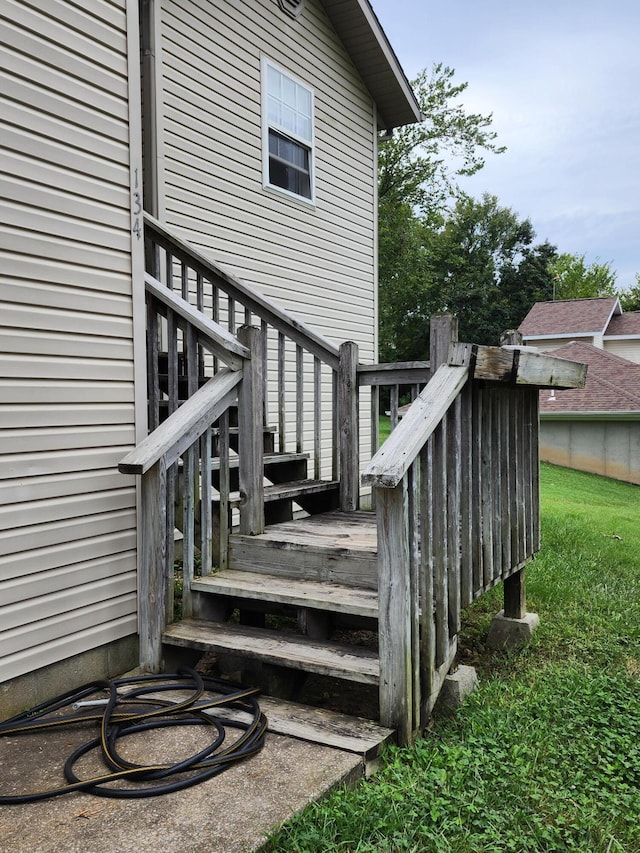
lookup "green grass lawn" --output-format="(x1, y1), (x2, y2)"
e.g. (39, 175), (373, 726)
(265, 464), (640, 852)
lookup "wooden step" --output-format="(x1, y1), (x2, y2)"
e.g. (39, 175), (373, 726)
(209, 451), (308, 472)
(208, 694), (394, 768)
(219, 479), (339, 508)
(192, 570), (379, 618)
(162, 618), (380, 684)
(229, 510), (378, 590)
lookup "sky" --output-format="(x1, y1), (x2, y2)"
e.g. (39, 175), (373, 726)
(371, 0), (640, 290)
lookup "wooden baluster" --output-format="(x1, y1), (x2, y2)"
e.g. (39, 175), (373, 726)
(218, 411), (230, 569)
(446, 394), (462, 636)
(390, 384), (399, 428)
(419, 442), (435, 721)
(262, 320), (269, 426)
(278, 332), (286, 453)
(200, 426), (213, 575)
(139, 456), (167, 673)
(237, 325), (264, 535)
(338, 341), (359, 511)
(459, 374), (473, 608)
(314, 356), (321, 480)
(376, 480), (412, 745)
(432, 417), (449, 667)
(296, 345), (304, 454)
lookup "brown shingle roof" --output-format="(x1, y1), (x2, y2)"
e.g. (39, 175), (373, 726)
(605, 311), (640, 337)
(519, 297), (620, 337)
(540, 341), (640, 414)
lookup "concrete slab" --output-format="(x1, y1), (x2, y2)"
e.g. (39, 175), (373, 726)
(0, 719), (362, 853)
(436, 665), (479, 711)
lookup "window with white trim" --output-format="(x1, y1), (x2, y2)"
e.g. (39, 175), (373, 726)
(262, 59), (314, 202)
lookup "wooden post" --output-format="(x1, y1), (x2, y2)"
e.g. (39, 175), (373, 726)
(430, 313), (458, 370)
(376, 481), (413, 745)
(338, 341), (359, 511)
(501, 329), (527, 619)
(237, 325), (264, 535)
(139, 457), (167, 673)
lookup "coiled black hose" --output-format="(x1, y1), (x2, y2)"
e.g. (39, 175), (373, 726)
(0, 668), (267, 804)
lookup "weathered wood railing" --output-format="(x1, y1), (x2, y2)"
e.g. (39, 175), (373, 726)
(119, 275), (263, 669)
(144, 214), (361, 510)
(363, 317), (586, 743)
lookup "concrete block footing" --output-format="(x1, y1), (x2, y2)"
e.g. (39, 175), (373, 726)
(487, 610), (540, 650)
(437, 664), (479, 711)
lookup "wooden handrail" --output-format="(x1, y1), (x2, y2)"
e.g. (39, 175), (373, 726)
(144, 213), (341, 370)
(119, 369), (242, 475)
(356, 360), (430, 386)
(145, 273), (249, 369)
(362, 364), (469, 488)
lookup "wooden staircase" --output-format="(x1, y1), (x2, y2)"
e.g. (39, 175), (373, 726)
(119, 214), (588, 746)
(164, 510), (380, 702)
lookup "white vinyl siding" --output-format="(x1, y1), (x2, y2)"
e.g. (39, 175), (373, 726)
(159, 0), (376, 470)
(604, 339), (640, 364)
(0, 0), (139, 683)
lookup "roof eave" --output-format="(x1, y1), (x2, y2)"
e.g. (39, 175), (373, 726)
(540, 411), (640, 421)
(320, 0), (422, 129)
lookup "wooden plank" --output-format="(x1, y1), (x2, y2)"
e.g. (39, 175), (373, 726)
(237, 325), (264, 536)
(530, 389), (541, 552)
(432, 418), (449, 667)
(449, 342), (587, 389)
(192, 570), (379, 617)
(146, 273), (248, 369)
(218, 412), (230, 571)
(162, 619), (380, 684)
(339, 341), (360, 511)
(418, 443), (435, 724)
(314, 356), (322, 480)
(491, 388), (502, 582)
(500, 390), (512, 576)
(459, 377), (473, 608)
(430, 314), (458, 369)
(219, 479), (340, 507)
(357, 362), (430, 387)
(296, 344), (304, 454)
(408, 463), (421, 734)
(149, 693), (394, 758)
(144, 214), (341, 370)
(471, 383), (483, 597)
(446, 396), (462, 635)
(139, 458), (167, 673)
(200, 427), (213, 575)
(362, 364), (469, 488)
(278, 332), (286, 452)
(119, 369), (242, 474)
(247, 696), (394, 758)
(228, 511), (378, 589)
(481, 387), (493, 587)
(376, 482), (413, 744)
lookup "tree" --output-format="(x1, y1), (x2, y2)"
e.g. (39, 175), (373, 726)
(617, 275), (640, 312)
(425, 194), (556, 346)
(378, 64), (506, 218)
(378, 65), (507, 359)
(547, 253), (617, 300)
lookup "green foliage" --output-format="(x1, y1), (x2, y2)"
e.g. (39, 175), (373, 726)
(378, 64), (505, 218)
(548, 252), (617, 300)
(266, 465), (640, 853)
(618, 275), (640, 311)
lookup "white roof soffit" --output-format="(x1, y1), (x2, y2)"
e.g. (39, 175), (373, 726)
(320, 0), (423, 129)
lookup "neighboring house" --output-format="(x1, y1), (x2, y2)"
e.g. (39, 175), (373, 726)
(519, 297), (640, 364)
(537, 342), (640, 485)
(0, 0), (421, 713)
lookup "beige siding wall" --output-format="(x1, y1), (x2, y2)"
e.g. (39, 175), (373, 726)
(158, 0), (376, 470)
(540, 419), (640, 485)
(0, 0), (140, 683)
(604, 340), (640, 364)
